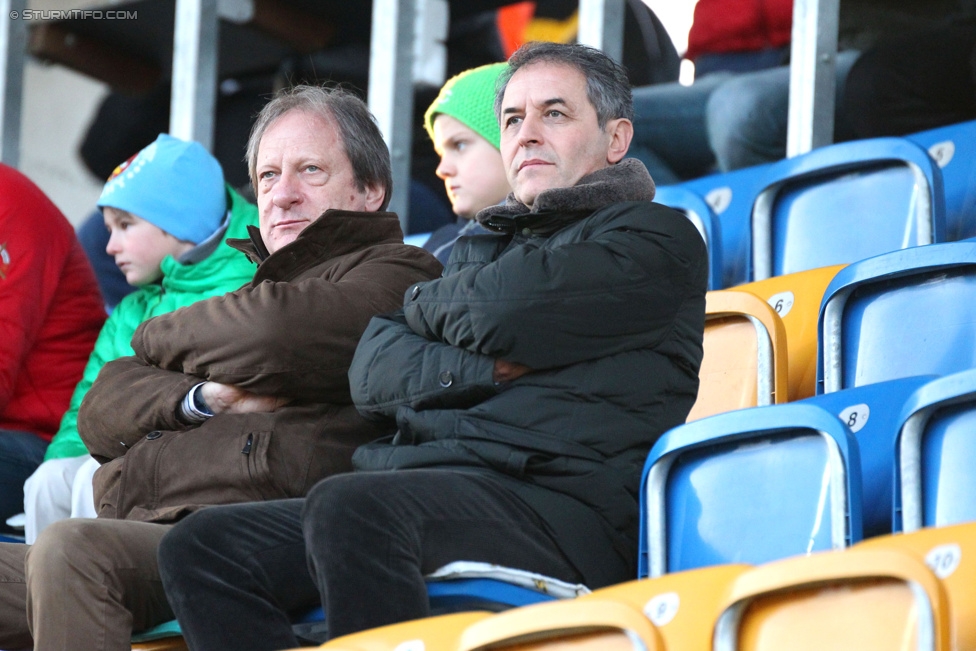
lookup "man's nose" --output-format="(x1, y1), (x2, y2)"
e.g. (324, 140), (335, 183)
(517, 113), (543, 146)
(272, 170), (301, 208)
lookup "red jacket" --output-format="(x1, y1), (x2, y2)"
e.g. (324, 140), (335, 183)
(0, 164), (105, 441)
(686, 0), (793, 61)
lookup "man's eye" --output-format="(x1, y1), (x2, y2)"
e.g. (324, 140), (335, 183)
(505, 116), (522, 127)
(546, 109), (563, 118)
(305, 165), (320, 173)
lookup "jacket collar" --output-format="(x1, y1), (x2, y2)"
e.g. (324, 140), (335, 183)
(476, 158), (656, 235)
(227, 209), (404, 280)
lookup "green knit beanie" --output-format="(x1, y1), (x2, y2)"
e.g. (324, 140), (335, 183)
(424, 62), (507, 151)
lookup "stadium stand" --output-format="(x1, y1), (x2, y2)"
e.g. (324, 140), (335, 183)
(749, 137), (946, 280)
(795, 375), (936, 538)
(683, 163), (773, 288)
(639, 403), (862, 578)
(856, 521), (976, 651)
(735, 264), (845, 400)
(653, 184), (724, 289)
(818, 240), (976, 393)
(689, 289), (789, 422)
(313, 611), (492, 651)
(892, 369), (976, 532)
(906, 119), (976, 241)
(713, 548), (950, 651)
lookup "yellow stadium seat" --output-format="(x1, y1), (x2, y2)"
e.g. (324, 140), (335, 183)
(305, 565), (751, 651)
(734, 264), (846, 400)
(579, 564), (750, 651)
(714, 548), (950, 651)
(453, 564), (751, 651)
(856, 522), (976, 651)
(458, 598), (661, 651)
(314, 611), (492, 651)
(689, 290), (788, 422)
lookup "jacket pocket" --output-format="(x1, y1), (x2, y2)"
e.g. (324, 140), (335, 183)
(240, 430), (282, 501)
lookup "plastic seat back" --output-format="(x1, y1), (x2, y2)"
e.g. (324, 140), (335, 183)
(317, 611), (492, 651)
(893, 369), (976, 532)
(751, 137), (946, 280)
(581, 564), (750, 651)
(818, 241), (976, 393)
(685, 163), (774, 288)
(458, 599), (663, 651)
(714, 548), (950, 651)
(906, 119), (976, 241)
(689, 290), (789, 422)
(735, 265), (845, 400)
(796, 376), (936, 538)
(639, 403), (863, 578)
(856, 521), (976, 651)
(654, 185), (724, 289)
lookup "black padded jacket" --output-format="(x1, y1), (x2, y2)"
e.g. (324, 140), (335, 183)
(349, 160), (708, 588)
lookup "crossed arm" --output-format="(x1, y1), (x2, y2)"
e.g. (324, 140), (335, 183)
(352, 213), (704, 418)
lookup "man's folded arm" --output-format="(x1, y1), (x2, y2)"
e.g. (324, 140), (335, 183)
(405, 219), (707, 370)
(349, 311), (500, 421)
(133, 252), (436, 403)
(78, 357), (199, 461)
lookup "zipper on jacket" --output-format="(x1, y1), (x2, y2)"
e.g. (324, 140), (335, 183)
(242, 433), (253, 455)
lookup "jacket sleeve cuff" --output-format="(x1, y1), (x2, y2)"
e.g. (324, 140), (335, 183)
(179, 383), (214, 425)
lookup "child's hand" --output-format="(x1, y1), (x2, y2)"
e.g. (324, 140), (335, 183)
(200, 381), (291, 414)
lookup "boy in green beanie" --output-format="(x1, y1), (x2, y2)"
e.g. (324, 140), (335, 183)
(18, 134), (259, 544)
(422, 62), (511, 264)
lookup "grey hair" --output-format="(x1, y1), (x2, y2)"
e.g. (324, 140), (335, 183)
(246, 85), (393, 210)
(494, 41), (634, 129)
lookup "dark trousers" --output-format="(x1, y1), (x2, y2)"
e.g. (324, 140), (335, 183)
(0, 430), (47, 534)
(840, 21), (976, 140)
(159, 469), (583, 650)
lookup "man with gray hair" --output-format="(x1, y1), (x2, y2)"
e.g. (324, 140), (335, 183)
(0, 85), (441, 650)
(159, 41), (708, 649)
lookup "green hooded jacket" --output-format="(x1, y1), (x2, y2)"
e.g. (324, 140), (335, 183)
(44, 186), (258, 460)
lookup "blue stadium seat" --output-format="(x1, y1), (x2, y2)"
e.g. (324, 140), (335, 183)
(893, 369), (976, 533)
(906, 119), (976, 241)
(796, 376), (936, 538)
(684, 163), (774, 288)
(817, 240), (976, 393)
(654, 184), (724, 289)
(639, 403), (863, 578)
(751, 137), (946, 280)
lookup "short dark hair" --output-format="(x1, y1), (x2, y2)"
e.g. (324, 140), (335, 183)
(246, 85), (393, 210)
(494, 41), (634, 129)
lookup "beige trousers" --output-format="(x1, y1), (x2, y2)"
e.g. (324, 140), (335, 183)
(0, 518), (174, 651)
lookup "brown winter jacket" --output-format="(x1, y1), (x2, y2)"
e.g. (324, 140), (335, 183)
(78, 210), (442, 523)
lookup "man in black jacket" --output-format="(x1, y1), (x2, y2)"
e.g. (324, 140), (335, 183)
(159, 41), (708, 649)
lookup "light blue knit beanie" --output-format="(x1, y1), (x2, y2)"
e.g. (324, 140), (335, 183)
(97, 133), (226, 244)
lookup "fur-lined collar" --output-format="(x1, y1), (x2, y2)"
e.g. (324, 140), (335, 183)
(476, 158), (656, 234)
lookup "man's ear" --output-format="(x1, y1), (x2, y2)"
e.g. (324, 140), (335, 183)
(605, 118), (634, 165)
(363, 184), (386, 212)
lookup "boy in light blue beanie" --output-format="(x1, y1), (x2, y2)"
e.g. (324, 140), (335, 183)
(98, 133), (227, 247)
(19, 134), (260, 543)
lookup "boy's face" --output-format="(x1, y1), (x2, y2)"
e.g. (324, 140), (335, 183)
(103, 207), (194, 286)
(255, 109), (385, 254)
(433, 114), (510, 218)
